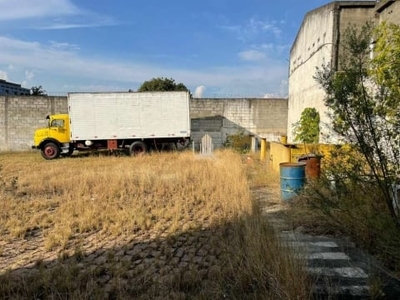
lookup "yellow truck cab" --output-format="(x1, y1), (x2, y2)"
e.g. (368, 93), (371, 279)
(32, 114), (73, 160)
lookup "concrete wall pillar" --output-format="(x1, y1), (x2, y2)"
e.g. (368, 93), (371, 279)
(250, 136), (258, 152)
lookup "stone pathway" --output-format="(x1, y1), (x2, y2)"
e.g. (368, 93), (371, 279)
(280, 230), (371, 299)
(0, 226), (229, 298)
(261, 188), (400, 300)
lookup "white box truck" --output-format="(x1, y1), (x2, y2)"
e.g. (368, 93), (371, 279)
(32, 91), (191, 159)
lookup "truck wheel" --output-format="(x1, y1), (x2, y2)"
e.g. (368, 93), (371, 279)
(41, 142), (60, 160)
(129, 141), (146, 156)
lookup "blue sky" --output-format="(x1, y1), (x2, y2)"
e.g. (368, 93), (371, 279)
(0, 0), (344, 97)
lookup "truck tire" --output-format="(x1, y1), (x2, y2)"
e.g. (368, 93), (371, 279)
(41, 142), (60, 160)
(129, 141), (146, 156)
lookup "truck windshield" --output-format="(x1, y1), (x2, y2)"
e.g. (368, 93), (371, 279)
(50, 119), (64, 128)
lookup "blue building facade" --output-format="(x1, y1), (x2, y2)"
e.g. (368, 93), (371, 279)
(0, 79), (30, 96)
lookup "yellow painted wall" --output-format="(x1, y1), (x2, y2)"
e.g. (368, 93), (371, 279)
(269, 142), (338, 172)
(269, 142), (291, 172)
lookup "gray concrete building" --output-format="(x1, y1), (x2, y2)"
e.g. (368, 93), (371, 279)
(287, 0), (400, 143)
(0, 79), (30, 96)
(375, 0), (400, 25)
(288, 1), (375, 143)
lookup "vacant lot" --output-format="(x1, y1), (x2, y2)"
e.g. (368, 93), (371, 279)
(0, 150), (309, 299)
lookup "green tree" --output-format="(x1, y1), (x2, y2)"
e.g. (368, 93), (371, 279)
(370, 22), (400, 111)
(31, 85), (47, 96)
(137, 77), (189, 93)
(315, 22), (400, 227)
(293, 107), (320, 145)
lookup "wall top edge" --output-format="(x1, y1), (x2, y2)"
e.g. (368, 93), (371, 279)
(192, 98), (288, 101)
(375, 0), (395, 13)
(291, 1), (376, 54)
(0, 95), (288, 101)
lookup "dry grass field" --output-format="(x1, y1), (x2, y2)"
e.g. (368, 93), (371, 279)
(0, 150), (311, 299)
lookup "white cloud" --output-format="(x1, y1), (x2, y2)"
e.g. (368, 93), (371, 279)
(25, 70), (34, 81)
(261, 43), (290, 54)
(49, 41), (80, 52)
(65, 83), (131, 92)
(238, 50), (266, 61)
(0, 0), (117, 30)
(0, 70), (8, 80)
(0, 0), (80, 21)
(221, 18), (283, 41)
(0, 36), (288, 96)
(258, 20), (282, 38)
(279, 79), (288, 97)
(263, 80), (288, 98)
(36, 22), (115, 30)
(194, 85), (206, 98)
(260, 44), (274, 51)
(237, 43), (290, 63)
(263, 93), (276, 98)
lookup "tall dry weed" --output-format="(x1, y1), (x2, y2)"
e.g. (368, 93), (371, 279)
(0, 150), (310, 299)
(0, 150), (251, 248)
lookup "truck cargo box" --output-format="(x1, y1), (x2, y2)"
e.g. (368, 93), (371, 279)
(68, 91), (191, 141)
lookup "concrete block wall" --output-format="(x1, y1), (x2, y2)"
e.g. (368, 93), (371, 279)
(191, 98), (288, 149)
(0, 96), (288, 152)
(0, 96), (67, 151)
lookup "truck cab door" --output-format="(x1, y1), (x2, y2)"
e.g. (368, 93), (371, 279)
(49, 118), (69, 143)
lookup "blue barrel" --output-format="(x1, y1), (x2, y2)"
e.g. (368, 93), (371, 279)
(280, 162), (306, 201)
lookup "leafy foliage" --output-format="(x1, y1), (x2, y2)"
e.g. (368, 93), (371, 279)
(223, 129), (251, 153)
(293, 107), (320, 144)
(289, 145), (400, 276)
(315, 22), (400, 227)
(30, 85), (47, 96)
(137, 77), (189, 93)
(371, 22), (400, 113)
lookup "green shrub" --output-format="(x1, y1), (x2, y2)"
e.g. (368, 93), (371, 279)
(287, 146), (400, 276)
(224, 130), (251, 154)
